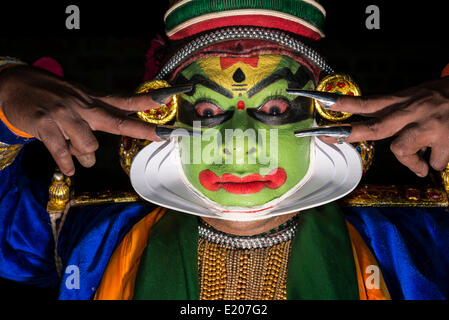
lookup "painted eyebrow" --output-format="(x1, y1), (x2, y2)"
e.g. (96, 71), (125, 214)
(246, 67), (305, 98)
(188, 74), (234, 98)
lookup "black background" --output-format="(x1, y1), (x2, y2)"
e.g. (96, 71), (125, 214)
(0, 0), (448, 300)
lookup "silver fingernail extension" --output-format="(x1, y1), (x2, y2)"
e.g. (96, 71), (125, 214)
(286, 89), (340, 109)
(294, 126), (352, 138)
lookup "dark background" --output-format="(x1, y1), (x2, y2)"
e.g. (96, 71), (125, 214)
(0, 0), (448, 299)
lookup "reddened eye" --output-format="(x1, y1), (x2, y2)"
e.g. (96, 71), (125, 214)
(195, 101), (224, 118)
(258, 99), (289, 116)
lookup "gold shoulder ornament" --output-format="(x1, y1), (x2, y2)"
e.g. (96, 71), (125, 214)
(0, 141), (23, 170)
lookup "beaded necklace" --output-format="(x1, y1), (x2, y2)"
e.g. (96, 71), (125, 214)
(197, 215), (299, 300)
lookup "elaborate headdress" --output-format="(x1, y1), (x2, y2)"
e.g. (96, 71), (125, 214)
(155, 0), (333, 83)
(149, 0), (365, 125)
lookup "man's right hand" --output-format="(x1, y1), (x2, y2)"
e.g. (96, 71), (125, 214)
(0, 65), (170, 176)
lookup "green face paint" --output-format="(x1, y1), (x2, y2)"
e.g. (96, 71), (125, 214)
(174, 54), (316, 208)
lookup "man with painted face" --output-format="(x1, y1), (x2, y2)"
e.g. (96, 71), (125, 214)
(175, 54), (315, 209)
(1, 0), (449, 300)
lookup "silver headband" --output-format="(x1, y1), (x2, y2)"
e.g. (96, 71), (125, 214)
(156, 26), (334, 80)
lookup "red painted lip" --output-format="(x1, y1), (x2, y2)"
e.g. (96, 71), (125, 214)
(199, 168), (287, 194)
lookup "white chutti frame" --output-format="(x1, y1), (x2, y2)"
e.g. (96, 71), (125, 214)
(130, 137), (362, 221)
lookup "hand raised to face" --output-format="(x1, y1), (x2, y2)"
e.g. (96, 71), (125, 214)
(0, 65), (188, 176)
(321, 76), (449, 177)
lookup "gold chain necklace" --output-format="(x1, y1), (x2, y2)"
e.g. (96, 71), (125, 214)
(197, 218), (297, 300)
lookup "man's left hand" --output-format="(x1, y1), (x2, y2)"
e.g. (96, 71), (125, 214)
(321, 77), (449, 177)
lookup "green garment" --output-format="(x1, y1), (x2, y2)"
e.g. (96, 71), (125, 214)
(133, 203), (359, 300)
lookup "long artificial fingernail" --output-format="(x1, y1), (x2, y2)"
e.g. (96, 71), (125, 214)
(294, 125), (352, 139)
(150, 84), (194, 105)
(286, 89), (340, 109)
(155, 126), (201, 140)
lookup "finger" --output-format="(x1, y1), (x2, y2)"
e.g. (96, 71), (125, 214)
(390, 127), (430, 177)
(82, 107), (162, 141)
(97, 94), (163, 112)
(69, 143), (96, 168)
(56, 114), (99, 156)
(394, 151), (429, 177)
(97, 84), (193, 112)
(429, 143), (449, 171)
(319, 135), (339, 144)
(343, 107), (421, 143)
(331, 94), (408, 115)
(320, 109), (417, 144)
(37, 124), (75, 176)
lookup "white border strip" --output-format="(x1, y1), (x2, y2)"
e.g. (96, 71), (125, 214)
(165, 0), (192, 21)
(302, 0), (326, 17)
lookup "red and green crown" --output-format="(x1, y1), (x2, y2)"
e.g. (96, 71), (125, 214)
(155, 0), (332, 82)
(165, 0), (326, 41)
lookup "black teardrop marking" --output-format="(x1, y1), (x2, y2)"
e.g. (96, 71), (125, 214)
(233, 68), (246, 83)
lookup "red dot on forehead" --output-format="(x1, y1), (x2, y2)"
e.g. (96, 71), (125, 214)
(237, 100), (245, 110)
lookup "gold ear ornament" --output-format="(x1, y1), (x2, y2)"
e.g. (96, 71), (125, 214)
(315, 74), (361, 122)
(136, 80), (178, 125)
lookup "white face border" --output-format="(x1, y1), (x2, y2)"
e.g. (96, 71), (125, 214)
(130, 135), (363, 222)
